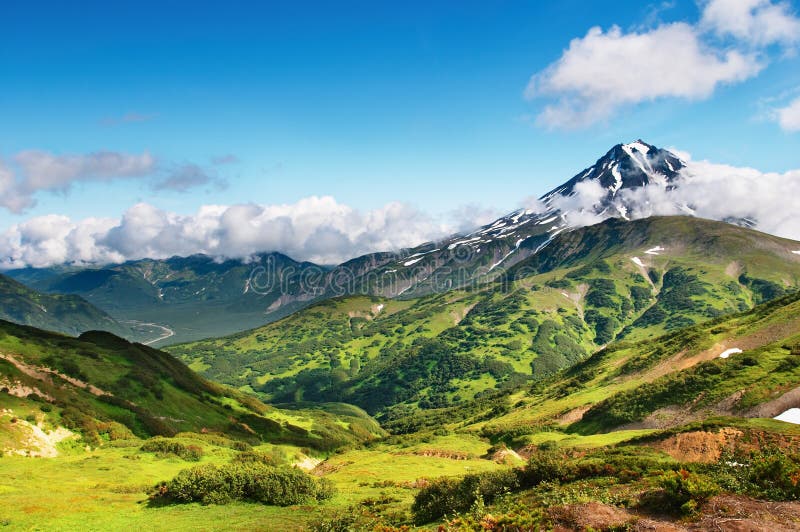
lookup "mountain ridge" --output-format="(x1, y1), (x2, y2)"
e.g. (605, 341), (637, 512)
(167, 215), (800, 420)
(0, 273), (135, 338)
(3, 140), (776, 344)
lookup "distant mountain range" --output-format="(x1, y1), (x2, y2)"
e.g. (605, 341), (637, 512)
(0, 273), (134, 338)
(6, 254), (324, 344)
(3, 140), (791, 344)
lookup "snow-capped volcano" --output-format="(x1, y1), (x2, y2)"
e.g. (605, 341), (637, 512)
(449, 140), (686, 253)
(554, 140), (684, 200)
(339, 140), (690, 297)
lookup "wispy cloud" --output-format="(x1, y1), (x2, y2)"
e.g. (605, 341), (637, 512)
(700, 0), (800, 48)
(14, 150), (156, 192)
(756, 86), (800, 132)
(0, 149), (230, 212)
(525, 0), (800, 129)
(100, 112), (159, 126)
(0, 150), (156, 212)
(211, 154), (239, 165)
(153, 163), (227, 192)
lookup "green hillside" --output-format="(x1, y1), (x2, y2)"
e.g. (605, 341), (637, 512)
(169, 217), (800, 422)
(0, 321), (383, 456)
(0, 274), (135, 338)
(4, 216), (800, 530)
(4, 268), (800, 530)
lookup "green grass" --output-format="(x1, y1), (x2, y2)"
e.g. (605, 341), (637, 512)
(0, 444), (311, 531)
(0, 429), (509, 530)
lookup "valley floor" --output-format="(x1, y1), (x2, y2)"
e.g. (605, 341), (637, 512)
(3, 421), (800, 531)
(0, 432), (506, 531)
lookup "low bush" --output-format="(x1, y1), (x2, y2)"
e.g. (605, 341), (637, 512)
(642, 469), (719, 515)
(140, 437), (203, 461)
(518, 450), (577, 486)
(412, 469), (519, 524)
(155, 462), (334, 506)
(745, 450), (800, 500)
(231, 450), (276, 466)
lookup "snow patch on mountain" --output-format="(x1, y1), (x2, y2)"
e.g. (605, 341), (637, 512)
(775, 408), (800, 424)
(718, 348), (742, 359)
(610, 164), (623, 194)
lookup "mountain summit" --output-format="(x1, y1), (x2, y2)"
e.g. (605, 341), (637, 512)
(463, 139), (686, 248)
(556, 140), (684, 199)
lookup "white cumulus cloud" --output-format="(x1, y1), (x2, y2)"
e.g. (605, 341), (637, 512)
(0, 196), (483, 268)
(701, 0), (800, 47)
(775, 96), (800, 131)
(526, 0), (798, 129)
(526, 23), (761, 128)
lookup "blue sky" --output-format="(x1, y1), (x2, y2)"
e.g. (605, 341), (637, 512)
(1, 0), (799, 266)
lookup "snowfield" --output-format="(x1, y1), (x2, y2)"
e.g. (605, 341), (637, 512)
(775, 408), (800, 424)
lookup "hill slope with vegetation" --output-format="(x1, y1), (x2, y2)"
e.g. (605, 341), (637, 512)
(0, 273), (135, 338)
(0, 321), (383, 457)
(169, 217), (800, 424)
(4, 282), (800, 530)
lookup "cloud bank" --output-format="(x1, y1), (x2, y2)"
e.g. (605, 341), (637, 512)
(526, 0), (800, 129)
(3, 152), (800, 269)
(0, 196), (461, 268)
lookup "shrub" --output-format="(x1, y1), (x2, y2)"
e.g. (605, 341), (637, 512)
(231, 450), (276, 466)
(653, 469), (719, 515)
(140, 437), (204, 461)
(315, 478), (337, 501)
(745, 450), (800, 500)
(518, 451), (576, 486)
(156, 462), (333, 506)
(230, 440), (252, 452)
(412, 469), (519, 524)
(310, 506), (394, 531)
